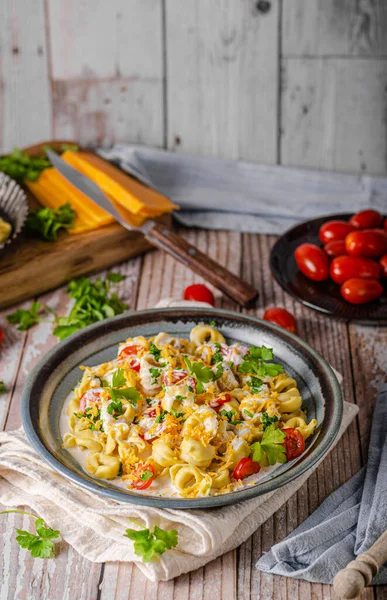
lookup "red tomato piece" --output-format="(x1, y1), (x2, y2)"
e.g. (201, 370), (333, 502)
(349, 209), (383, 229)
(379, 255), (387, 278)
(345, 230), (387, 259)
(232, 457), (261, 480)
(209, 393), (232, 410)
(163, 369), (189, 386)
(340, 278), (383, 304)
(319, 220), (355, 244)
(282, 428), (305, 460)
(127, 356), (141, 371)
(324, 240), (347, 259)
(294, 243), (329, 282)
(183, 284), (215, 306)
(263, 307), (297, 333)
(330, 256), (380, 285)
(118, 344), (140, 360)
(79, 389), (102, 412)
(131, 463), (155, 490)
(0, 327), (3, 344)
(384, 218), (387, 232)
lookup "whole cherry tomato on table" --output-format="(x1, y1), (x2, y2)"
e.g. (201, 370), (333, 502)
(330, 256), (380, 285)
(131, 463), (155, 490)
(345, 230), (387, 258)
(349, 209), (383, 229)
(340, 278), (383, 304)
(263, 307), (297, 333)
(319, 220), (355, 244)
(282, 428), (305, 460)
(183, 284), (215, 306)
(233, 457), (261, 480)
(294, 243), (329, 281)
(324, 240), (347, 259)
(380, 255), (387, 278)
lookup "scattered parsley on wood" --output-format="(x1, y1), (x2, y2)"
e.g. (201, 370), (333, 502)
(25, 203), (76, 241)
(124, 521), (178, 562)
(0, 510), (60, 559)
(0, 381), (7, 393)
(6, 301), (42, 331)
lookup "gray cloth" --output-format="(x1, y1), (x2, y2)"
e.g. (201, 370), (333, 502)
(98, 146), (387, 234)
(256, 384), (387, 585)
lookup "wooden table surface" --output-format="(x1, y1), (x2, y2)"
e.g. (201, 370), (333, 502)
(0, 228), (386, 600)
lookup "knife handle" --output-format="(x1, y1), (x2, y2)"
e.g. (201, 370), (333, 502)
(144, 222), (259, 307)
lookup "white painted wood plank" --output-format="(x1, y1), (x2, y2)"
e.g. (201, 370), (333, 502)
(48, 0), (163, 80)
(283, 0), (387, 57)
(281, 58), (387, 175)
(165, 0), (279, 163)
(0, 0), (52, 153)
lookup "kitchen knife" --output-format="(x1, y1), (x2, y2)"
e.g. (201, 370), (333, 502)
(46, 149), (259, 307)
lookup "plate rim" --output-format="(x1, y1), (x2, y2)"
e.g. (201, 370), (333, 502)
(21, 307), (343, 509)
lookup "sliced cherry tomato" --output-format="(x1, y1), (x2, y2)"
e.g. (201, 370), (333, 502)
(232, 457), (261, 480)
(183, 284), (215, 306)
(127, 356), (141, 371)
(131, 463), (155, 490)
(263, 307), (297, 333)
(349, 209), (383, 229)
(282, 428), (305, 460)
(118, 344), (140, 360)
(209, 393), (232, 410)
(79, 389), (102, 412)
(330, 256), (380, 285)
(0, 327), (3, 344)
(163, 369), (189, 386)
(324, 240), (347, 259)
(340, 278), (383, 304)
(319, 220), (355, 244)
(345, 230), (387, 259)
(379, 254), (387, 278)
(294, 243), (329, 282)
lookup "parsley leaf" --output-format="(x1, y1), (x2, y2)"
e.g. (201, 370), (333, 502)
(149, 367), (162, 385)
(7, 301), (42, 331)
(261, 412), (279, 430)
(251, 424), (287, 466)
(25, 203), (76, 241)
(239, 345), (284, 378)
(183, 356), (214, 393)
(0, 381), (7, 393)
(0, 510), (60, 559)
(155, 409), (168, 423)
(149, 343), (161, 362)
(112, 368), (126, 388)
(107, 398), (124, 418)
(211, 342), (223, 365)
(139, 470), (154, 481)
(110, 386), (140, 405)
(124, 524), (178, 562)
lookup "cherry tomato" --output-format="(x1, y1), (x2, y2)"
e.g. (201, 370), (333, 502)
(209, 393), (232, 410)
(324, 240), (347, 259)
(118, 344), (140, 360)
(345, 230), (387, 258)
(127, 357), (141, 371)
(282, 428), (305, 460)
(340, 278), (383, 304)
(163, 369), (189, 386)
(0, 327), (3, 344)
(349, 209), (383, 229)
(183, 284), (215, 306)
(384, 218), (387, 232)
(330, 256), (380, 285)
(79, 389), (102, 412)
(294, 243), (329, 282)
(131, 463), (155, 490)
(319, 220), (355, 244)
(232, 457), (261, 480)
(379, 255), (387, 278)
(263, 307), (297, 333)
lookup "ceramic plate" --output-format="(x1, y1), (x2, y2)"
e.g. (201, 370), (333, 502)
(22, 308), (343, 508)
(270, 213), (387, 324)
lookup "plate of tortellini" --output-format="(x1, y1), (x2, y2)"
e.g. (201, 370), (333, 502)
(21, 308), (343, 508)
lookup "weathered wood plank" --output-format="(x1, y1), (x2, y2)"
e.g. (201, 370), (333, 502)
(165, 0), (279, 163)
(283, 0), (387, 57)
(0, 0), (52, 152)
(281, 58), (387, 175)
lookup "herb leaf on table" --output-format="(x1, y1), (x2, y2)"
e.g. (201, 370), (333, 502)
(7, 302), (42, 330)
(124, 522), (178, 562)
(0, 509), (60, 559)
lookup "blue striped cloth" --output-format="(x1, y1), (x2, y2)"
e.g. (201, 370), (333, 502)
(98, 146), (387, 234)
(256, 384), (387, 584)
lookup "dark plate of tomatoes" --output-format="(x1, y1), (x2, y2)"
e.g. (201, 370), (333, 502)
(270, 213), (387, 323)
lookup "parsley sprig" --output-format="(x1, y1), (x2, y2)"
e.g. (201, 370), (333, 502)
(183, 356), (215, 393)
(251, 424), (286, 466)
(0, 510), (60, 559)
(124, 522), (178, 562)
(7, 301), (42, 331)
(107, 369), (141, 409)
(249, 376), (263, 394)
(239, 346), (284, 378)
(211, 343), (223, 365)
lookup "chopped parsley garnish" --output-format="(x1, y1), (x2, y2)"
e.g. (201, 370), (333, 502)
(244, 409), (254, 418)
(25, 203), (76, 241)
(112, 368), (126, 388)
(155, 410), (168, 423)
(155, 409), (185, 423)
(251, 424), (286, 466)
(139, 470), (154, 482)
(210, 320), (217, 327)
(219, 409), (242, 425)
(175, 395), (186, 401)
(145, 398), (153, 405)
(211, 343), (223, 365)
(74, 407), (104, 431)
(239, 346), (284, 378)
(183, 356), (215, 393)
(250, 376), (263, 394)
(261, 412), (279, 430)
(149, 367), (162, 385)
(213, 363), (224, 380)
(0, 509), (60, 559)
(109, 386), (140, 406)
(149, 343), (161, 362)
(124, 522), (178, 562)
(188, 385), (194, 393)
(107, 399), (124, 418)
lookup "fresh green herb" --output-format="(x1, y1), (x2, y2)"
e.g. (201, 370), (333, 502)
(219, 409), (242, 425)
(228, 361), (234, 368)
(239, 346), (284, 378)
(112, 368), (126, 388)
(7, 301), (42, 331)
(107, 399), (124, 418)
(25, 203), (76, 242)
(149, 367), (162, 385)
(0, 148), (51, 183)
(213, 363), (224, 380)
(0, 510), (60, 559)
(106, 272), (125, 283)
(171, 408), (185, 420)
(155, 409), (168, 423)
(251, 424), (286, 466)
(183, 356), (215, 393)
(124, 523), (178, 562)
(117, 462), (123, 476)
(261, 412), (279, 430)
(149, 343), (161, 362)
(210, 320), (217, 327)
(145, 398), (153, 405)
(110, 386), (140, 405)
(211, 342), (223, 365)
(74, 407), (103, 431)
(175, 395), (186, 401)
(0, 381), (7, 393)
(139, 470), (154, 482)
(250, 376), (263, 394)
(188, 385), (194, 393)
(244, 409), (254, 418)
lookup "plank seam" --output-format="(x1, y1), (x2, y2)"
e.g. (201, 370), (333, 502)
(346, 324), (366, 467)
(96, 562), (105, 600)
(162, 0), (168, 149)
(43, 0), (55, 138)
(1, 332), (28, 432)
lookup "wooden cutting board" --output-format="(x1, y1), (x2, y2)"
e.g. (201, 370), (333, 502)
(0, 140), (171, 309)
